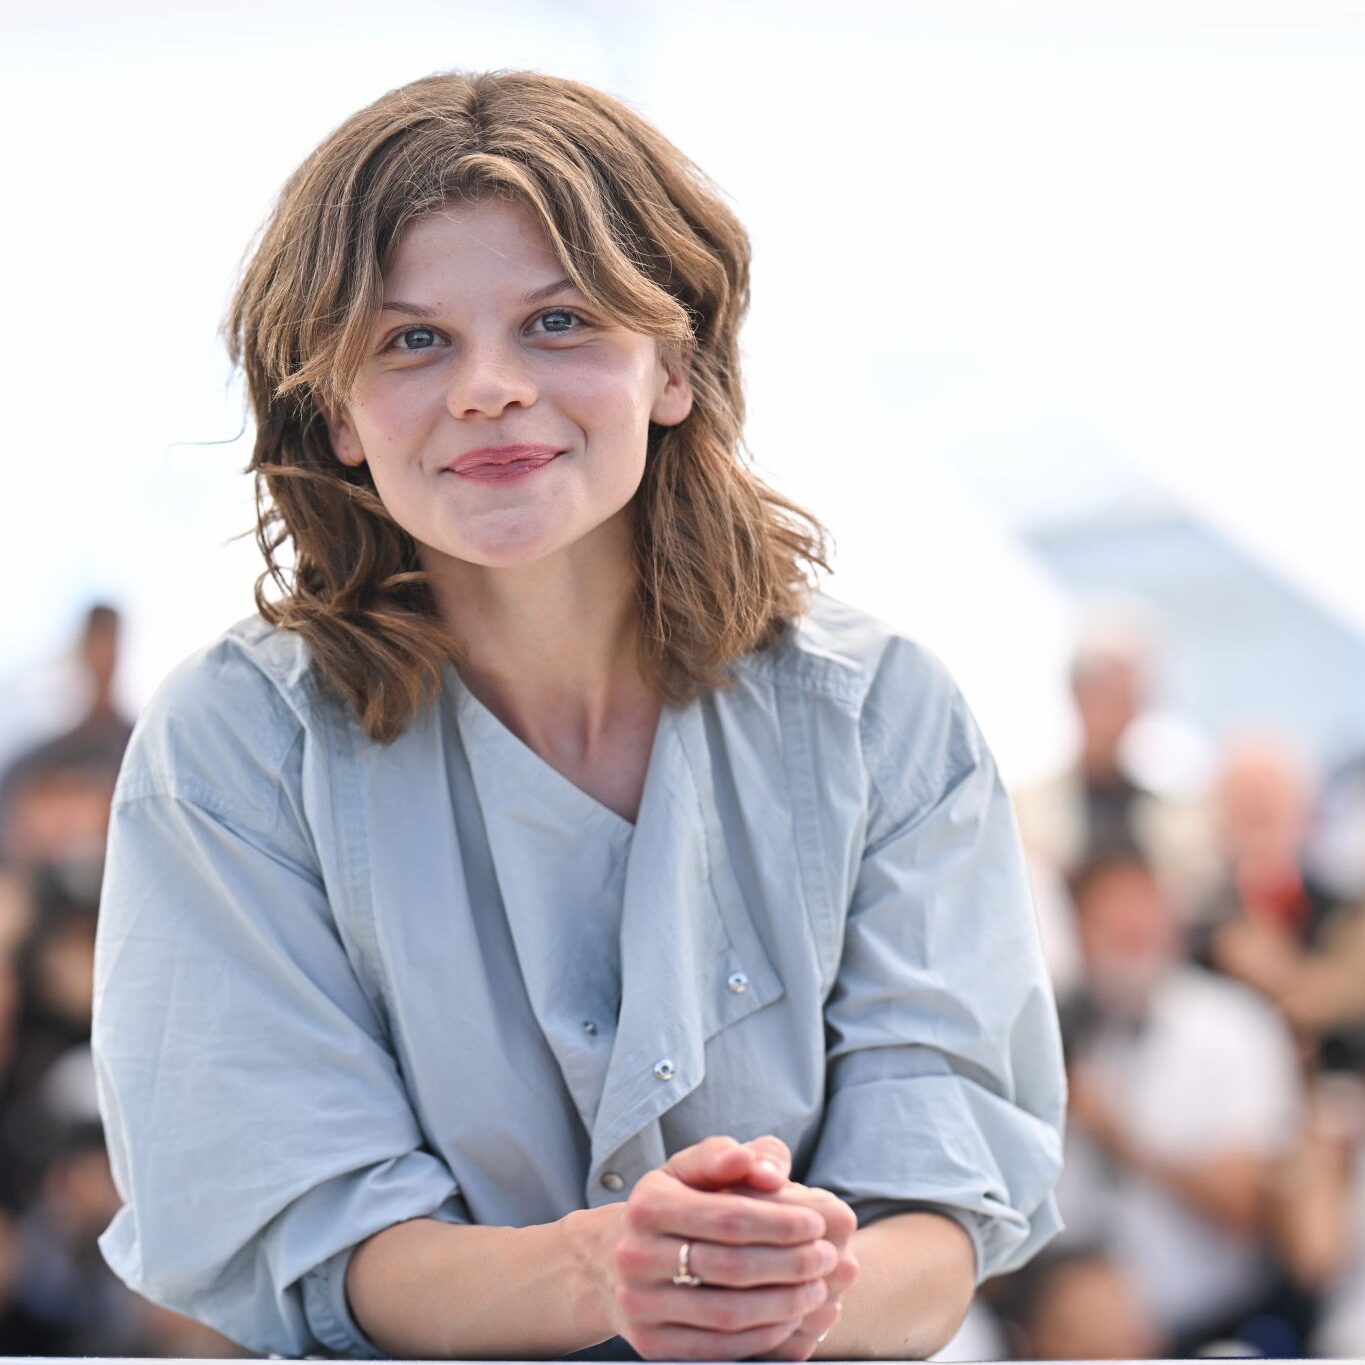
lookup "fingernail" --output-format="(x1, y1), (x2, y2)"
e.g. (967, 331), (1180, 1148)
(816, 1329), (830, 1343)
(817, 1242), (838, 1274)
(757, 1157), (781, 1177)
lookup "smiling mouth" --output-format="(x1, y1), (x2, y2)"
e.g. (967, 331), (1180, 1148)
(445, 441), (564, 477)
(446, 453), (561, 482)
(447, 444), (565, 483)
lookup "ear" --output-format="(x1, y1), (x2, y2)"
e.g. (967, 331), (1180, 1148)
(649, 351), (694, 429)
(320, 402), (366, 468)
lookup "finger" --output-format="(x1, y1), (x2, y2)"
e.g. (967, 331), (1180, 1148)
(618, 1277), (828, 1333)
(761, 1184), (859, 1245)
(818, 1248), (860, 1303)
(754, 1301), (842, 1362)
(740, 1136), (793, 1188)
(654, 1237), (839, 1289)
(752, 1330), (815, 1362)
(631, 1174), (825, 1246)
(662, 1136), (757, 1192)
(628, 1317), (803, 1362)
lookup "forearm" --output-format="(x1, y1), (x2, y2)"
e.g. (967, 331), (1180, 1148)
(1270, 1138), (1353, 1288)
(1279, 959), (1365, 1033)
(813, 1211), (975, 1360)
(345, 1206), (619, 1358)
(1111, 1138), (1266, 1237)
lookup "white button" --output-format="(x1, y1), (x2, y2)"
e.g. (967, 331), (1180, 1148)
(653, 1058), (676, 1081)
(727, 972), (750, 994)
(582, 1020), (598, 1035)
(600, 1171), (625, 1192)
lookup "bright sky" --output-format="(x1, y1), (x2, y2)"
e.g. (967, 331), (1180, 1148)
(3, 0), (1362, 782)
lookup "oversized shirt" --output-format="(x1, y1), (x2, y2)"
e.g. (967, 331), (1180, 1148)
(91, 592), (1066, 1358)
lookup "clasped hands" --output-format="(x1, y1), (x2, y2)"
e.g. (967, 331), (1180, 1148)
(603, 1135), (860, 1361)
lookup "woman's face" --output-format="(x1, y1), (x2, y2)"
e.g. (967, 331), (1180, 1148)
(324, 197), (692, 574)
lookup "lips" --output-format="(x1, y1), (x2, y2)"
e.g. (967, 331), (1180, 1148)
(445, 443), (563, 474)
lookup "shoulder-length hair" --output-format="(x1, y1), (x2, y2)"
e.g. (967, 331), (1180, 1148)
(226, 68), (830, 743)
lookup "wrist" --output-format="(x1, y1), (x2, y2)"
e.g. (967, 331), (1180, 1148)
(559, 1204), (625, 1344)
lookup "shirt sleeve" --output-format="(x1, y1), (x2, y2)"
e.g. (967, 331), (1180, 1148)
(92, 660), (468, 1359)
(802, 638), (1067, 1284)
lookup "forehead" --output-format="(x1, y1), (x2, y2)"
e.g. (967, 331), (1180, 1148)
(385, 198), (569, 294)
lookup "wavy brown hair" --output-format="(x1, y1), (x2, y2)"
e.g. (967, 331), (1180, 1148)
(226, 69), (830, 743)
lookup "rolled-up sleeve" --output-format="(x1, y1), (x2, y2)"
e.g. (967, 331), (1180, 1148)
(803, 639), (1066, 1284)
(92, 667), (468, 1358)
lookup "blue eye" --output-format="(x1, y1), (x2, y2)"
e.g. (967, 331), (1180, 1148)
(537, 309), (580, 333)
(395, 326), (438, 350)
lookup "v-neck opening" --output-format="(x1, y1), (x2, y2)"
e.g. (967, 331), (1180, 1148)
(450, 670), (673, 836)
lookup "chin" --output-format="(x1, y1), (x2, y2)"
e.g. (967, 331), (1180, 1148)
(432, 503), (568, 564)
(454, 526), (580, 570)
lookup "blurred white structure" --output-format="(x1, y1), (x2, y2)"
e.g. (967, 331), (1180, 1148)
(4, 0), (1363, 785)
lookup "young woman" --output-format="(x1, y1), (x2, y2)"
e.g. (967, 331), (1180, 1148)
(91, 70), (1066, 1361)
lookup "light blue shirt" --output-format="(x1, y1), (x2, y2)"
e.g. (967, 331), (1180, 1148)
(91, 591), (1066, 1358)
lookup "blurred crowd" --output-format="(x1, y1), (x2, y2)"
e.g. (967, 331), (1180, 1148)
(948, 622), (1365, 1361)
(1, 602), (1362, 1359)
(0, 606), (244, 1356)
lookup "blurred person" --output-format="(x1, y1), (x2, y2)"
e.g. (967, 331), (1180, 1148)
(0, 868), (30, 1075)
(1013, 620), (1217, 997)
(0, 867), (32, 961)
(0, 604), (131, 866)
(1014, 624), (1154, 871)
(3, 1083), (248, 1357)
(989, 1244), (1159, 1360)
(1197, 736), (1365, 1072)
(1206, 738), (1325, 935)
(12, 866), (96, 1063)
(1055, 846), (1306, 1354)
(1266, 1070), (1365, 1359)
(3, 1119), (150, 1356)
(90, 68), (1066, 1363)
(1216, 897), (1365, 1042)
(0, 866), (36, 1213)
(1016, 620), (1211, 873)
(2, 869), (98, 1203)
(0, 1205), (64, 1355)
(0, 763), (114, 868)
(1268, 1070), (1365, 1357)
(1303, 750), (1365, 908)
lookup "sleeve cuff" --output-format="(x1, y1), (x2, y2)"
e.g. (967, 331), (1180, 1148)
(802, 1068), (1065, 1284)
(301, 1244), (386, 1359)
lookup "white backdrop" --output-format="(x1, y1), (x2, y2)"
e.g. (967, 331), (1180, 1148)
(3, 0), (1363, 783)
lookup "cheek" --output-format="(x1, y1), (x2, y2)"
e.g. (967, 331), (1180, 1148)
(349, 378), (443, 456)
(554, 350), (657, 429)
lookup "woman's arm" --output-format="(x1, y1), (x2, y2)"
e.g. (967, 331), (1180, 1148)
(345, 1212), (617, 1359)
(345, 1138), (841, 1360)
(813, 1210), (975, 1361)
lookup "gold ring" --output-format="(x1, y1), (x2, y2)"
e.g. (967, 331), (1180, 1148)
(672, 1238), (703, 1287)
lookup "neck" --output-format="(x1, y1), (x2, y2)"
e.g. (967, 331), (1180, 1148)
(421, 512), (657, 759)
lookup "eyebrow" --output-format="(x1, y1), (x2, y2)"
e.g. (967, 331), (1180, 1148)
(379, 277), (580, 315)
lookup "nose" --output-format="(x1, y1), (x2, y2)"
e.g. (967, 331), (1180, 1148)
(445, 340), (538, 420)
